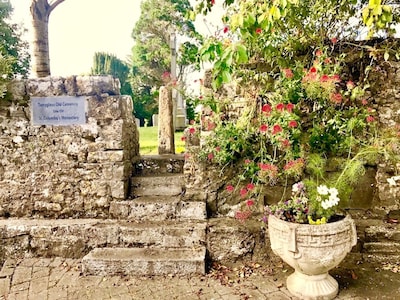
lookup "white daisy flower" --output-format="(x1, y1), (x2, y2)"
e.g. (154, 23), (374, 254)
(317, 185), (329, 195)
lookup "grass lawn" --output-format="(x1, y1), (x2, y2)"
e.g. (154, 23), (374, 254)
(138, 126), (185, 155)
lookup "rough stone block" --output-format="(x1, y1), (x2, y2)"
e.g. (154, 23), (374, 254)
(158, 86), (174, 154)
(108, 202), (129, 219)
(207, 218), (256, 263)
(27, 77), (66, 97)
(87, 150), (124, 163)
(131, 175), (184, 197)
(7, 79), (27, 100)
(76, 76), (120, 96)
(87, 96), (126, 120)
(110, 197), (178, 221)
(100, 120), (124, 144)
(110, 180), (127, 199)
(365, 225), (400, 242)
(81, 247), (206, 276)
(118, 221), (206, 248)
(84, 223), (119, 246)
(178, 201), (207, 220)
(119, 95), (134, 119)
(133, 154), (184, 176)
(34, 201), (62, 212)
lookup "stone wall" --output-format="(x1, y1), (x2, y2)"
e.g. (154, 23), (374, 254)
(0, 76), (139, 218)
(370, 61), (400, 215)
(184, 60), (400, 219)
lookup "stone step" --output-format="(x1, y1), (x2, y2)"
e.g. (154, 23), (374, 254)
(363, 241), (400, 254)
(131, 174), (185, 197)
(363, 253), (400, 263)
(110, 198), (207, 221)
(82, 247), (206, 276)
(364, 224), (400, 242)
(0, 219), (206, 260)
(133, 154), (185, 176)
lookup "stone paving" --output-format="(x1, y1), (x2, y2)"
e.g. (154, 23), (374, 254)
(0, 258), (399, 300)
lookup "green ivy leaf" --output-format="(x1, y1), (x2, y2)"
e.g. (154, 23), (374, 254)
(235, 44), (248, 64)
(245, 14), (256, 26)
(221, 70), (232, 83)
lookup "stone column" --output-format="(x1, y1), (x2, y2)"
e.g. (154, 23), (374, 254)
(158, 86), (175, 154)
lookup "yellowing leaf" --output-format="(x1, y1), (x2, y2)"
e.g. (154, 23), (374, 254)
(372, 5), (382, 16)
(258, 12), (268, 24)
(270, 6), (281, 20)
(384, 51), (390, 61)
(366, 16), (374, 27)
(383, 5), (392, 13)
(189, 11), (196, 21)
(369, 0), (381, 6)
(362, 8), (370, 23)
(231, 14), (244, 29)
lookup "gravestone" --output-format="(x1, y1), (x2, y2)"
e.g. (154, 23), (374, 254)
(152, 114), (158, 127)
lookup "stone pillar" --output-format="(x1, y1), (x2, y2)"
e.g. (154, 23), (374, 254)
(158, 86), (175, 154)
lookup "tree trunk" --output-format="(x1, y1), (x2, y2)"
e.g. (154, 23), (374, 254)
(30, 0), (65, 78)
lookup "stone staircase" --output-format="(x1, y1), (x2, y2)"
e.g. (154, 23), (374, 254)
(357, 215), (400, 263)
(0, 154), (208, 276)
(82, 154), (207, 276)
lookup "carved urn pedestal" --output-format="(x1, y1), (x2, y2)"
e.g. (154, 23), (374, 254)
(268, 214), (357, 299)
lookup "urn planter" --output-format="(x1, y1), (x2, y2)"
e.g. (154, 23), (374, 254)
(268, 214), (357, 300)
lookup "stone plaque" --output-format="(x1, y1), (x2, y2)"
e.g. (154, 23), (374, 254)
(31, 96), (87, 126)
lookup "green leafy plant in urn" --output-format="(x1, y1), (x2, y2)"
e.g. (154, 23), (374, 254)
(265, 180), (358, 299)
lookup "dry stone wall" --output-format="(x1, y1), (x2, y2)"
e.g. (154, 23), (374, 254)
(367, 61), (400, 215)
(185, 60), (400, 219)
(0, 76), (139, 218)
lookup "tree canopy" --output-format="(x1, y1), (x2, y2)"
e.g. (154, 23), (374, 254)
(194, 0), (400, 89)
(91, 52), (131, 95)
(130, 0), (202, 124)
(0, 2), (30, 78)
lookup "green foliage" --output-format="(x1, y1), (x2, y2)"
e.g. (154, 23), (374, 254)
(130, 0), (201, 124)
(0, 2), (30, 80)
(190, 0), (400, 224)
(305, 154), (326, 181)
(131, 85), (158, 126)
(91, 53), (129, 83)
(91, 52), (131, 95)
(362, 0), (398, 39)
(199, 122), (257, 166)
(0, 50), (13, 98)
(193, 0), (399, 89)
(200, 39), (249, 89)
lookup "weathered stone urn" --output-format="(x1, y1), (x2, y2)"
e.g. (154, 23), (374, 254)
(268, 214), (357, 299)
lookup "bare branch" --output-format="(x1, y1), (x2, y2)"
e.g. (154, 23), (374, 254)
(48, 0), (66, 14)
